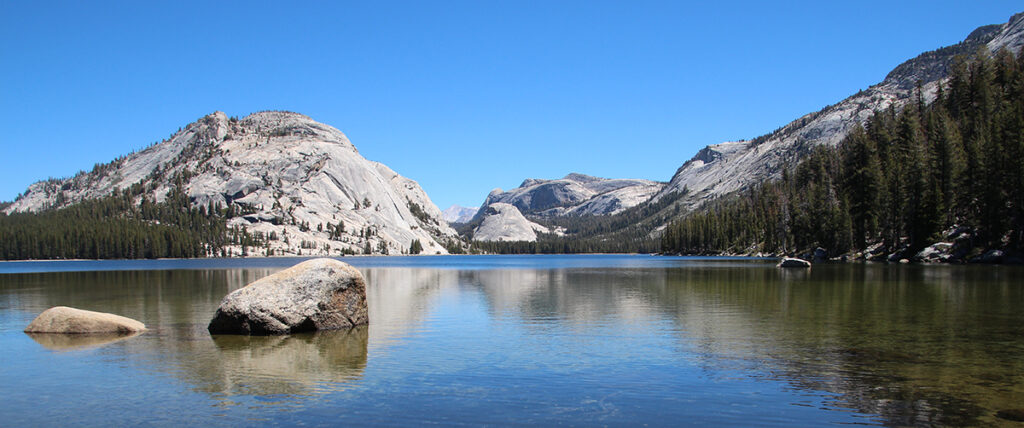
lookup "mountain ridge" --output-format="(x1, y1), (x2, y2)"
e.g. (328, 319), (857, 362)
(653, 12), (1024, 211)
(463, 11), (1024, 251)
(5, 111), (458, 256)
(464, 172), (664, 242)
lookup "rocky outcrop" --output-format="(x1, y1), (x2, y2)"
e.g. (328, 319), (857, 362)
(5, 111), (457, 256)
(24, 306), (146, 334)
(208, 258), (368, 335)
(971, 249), (1006, 264)
(914, 242), (955, 263)
(778, 257), (811, 268)
(472, 203), (550, 242)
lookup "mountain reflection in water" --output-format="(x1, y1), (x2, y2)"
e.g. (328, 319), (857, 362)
(1, 257), (1020, 426)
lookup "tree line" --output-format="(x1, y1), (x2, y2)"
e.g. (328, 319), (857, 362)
(663, 47), (1024, 258)
(0, 174), (230, 260)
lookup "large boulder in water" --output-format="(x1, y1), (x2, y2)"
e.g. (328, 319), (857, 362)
(24, 306), (146, 334)
(208, 258), (368, 335)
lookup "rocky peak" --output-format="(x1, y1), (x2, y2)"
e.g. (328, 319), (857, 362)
(6, 111), (457, 256)
(234, 111), (357, 152)
(562, 173), (600, 183)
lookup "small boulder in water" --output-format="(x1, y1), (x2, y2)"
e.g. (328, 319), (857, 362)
(208, 258), (368, 335)
(24, 306), (146, 334)
(778, 257), (811, 268)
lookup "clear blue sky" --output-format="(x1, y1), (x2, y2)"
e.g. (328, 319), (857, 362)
(2, 1), (1021, 210)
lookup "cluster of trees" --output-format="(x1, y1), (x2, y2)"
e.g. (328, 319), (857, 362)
(663, 48), (1024, 257)
(408, 239), (423, 255)
(0, 183), (229, 260)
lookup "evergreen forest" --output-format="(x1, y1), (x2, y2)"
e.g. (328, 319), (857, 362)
(662, 48), (1024, 259)
(0, 175), (239, 259)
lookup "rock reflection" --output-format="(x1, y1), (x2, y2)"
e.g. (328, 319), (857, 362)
(4, 260), (1022, 425)
(362, 268), (457, 347)
(198, 327), (368, 397)
(468, 268), (660, 326)
(26, 331), (143, 351)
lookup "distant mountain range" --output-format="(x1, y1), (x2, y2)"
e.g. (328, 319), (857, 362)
(441, 205), (477, 224)
(465, 173), (663, 241)
(462, 11), (1024, 244)
(5, 12), (1024, 256)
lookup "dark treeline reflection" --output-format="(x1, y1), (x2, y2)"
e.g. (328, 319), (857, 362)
(454, 264), (1024, 426)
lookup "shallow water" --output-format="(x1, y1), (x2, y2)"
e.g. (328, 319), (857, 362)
(1, 255), (1021, 426)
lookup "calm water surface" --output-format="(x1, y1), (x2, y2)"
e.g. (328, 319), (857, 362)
(1, 255), (1021, 426)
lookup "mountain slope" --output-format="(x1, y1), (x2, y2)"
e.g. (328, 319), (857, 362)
(5, 111), (457, 256)
(442, 205), (478, 224)
(656, 12), (1024, 210)
(465, 12), (1024, 253)
(480, 173), (664, 218)
(472, 203), (551, 242)
(463, 173), (664, 242)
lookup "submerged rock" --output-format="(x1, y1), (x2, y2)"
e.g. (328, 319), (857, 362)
(24, 306), (146, 334)
(778, 257), (811, 268)
(208, 258), (368, 335)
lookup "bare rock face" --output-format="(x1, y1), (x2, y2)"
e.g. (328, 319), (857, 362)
(479, 173), (664, 218)
(208, 258), (368, 335)
(4, 111), (458, 256)
(472, 202), (550, 242)
(24, 306), (146, 334)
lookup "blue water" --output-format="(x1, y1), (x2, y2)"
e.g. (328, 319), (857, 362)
(1, 255), (1020, 426)
(0, 254), (768, 273)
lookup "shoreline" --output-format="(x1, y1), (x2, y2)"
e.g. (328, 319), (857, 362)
(2, 250), (1020, 265)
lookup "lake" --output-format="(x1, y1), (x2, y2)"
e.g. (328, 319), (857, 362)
(1, 255), (1021, 426)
